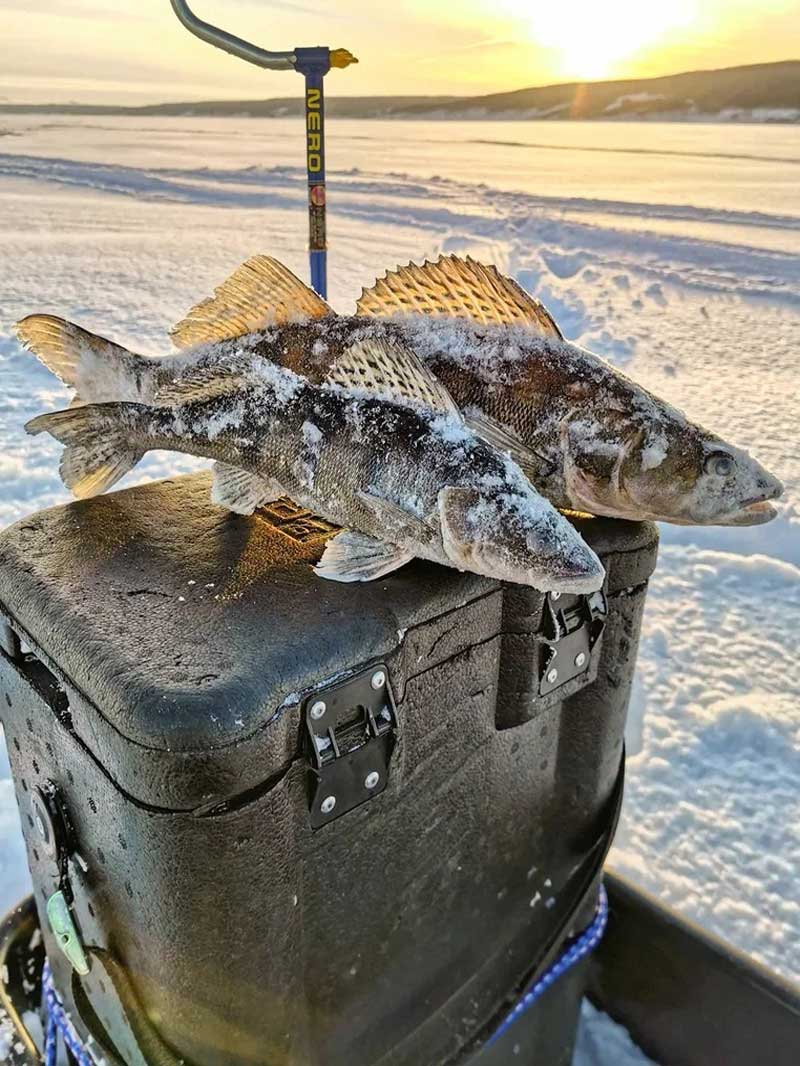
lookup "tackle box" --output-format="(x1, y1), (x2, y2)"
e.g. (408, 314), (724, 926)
(0, 472), (658, 1065)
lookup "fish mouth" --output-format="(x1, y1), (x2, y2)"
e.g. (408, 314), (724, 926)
(542, 565), (606, 594)
(714, 491), (781, 527)
(523, 544), (606, 594)
(441, 540), (605, 593)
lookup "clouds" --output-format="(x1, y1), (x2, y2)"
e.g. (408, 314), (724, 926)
(1, 0), (157, 18)
(0, 0), (798, 104)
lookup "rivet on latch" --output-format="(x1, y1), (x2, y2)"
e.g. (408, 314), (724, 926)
(551, 592), (561, 601)
(370, 670), (386, 690)
(46, 890), (89, 975)
(574, 652), (587, 668)
(310, 700), (327, 720)
(320, 795), (337, 815)
(546, 668), (559, 684)
(364, 771), (380, 790)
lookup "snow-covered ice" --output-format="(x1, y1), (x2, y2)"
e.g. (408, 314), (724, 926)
(0, 115), (798, 1060)
(574, 1001), (658, 1066)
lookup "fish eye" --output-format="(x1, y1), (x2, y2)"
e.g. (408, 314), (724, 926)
(704, 451), (734, 477)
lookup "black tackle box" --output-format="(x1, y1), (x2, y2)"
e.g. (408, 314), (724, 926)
(0, 472), (658, 1066)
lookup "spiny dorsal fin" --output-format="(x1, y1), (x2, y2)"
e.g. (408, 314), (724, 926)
(155, 364), (250, 406)
(326, 335), (460, 417)
(356, 255), (563, 338)
(170, 255), (334, 349)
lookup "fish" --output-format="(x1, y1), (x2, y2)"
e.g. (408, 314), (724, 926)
(352, 257), (785, 527)
(19, 254), (780, 528)
(18, 271), (605, 592)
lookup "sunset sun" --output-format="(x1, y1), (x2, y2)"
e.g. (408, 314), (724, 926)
(501, 0), (697, 79)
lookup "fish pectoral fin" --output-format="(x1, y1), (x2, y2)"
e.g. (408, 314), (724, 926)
(357, 490), (436, 542)
(155, 364), (249, 405)
(314, 530), (414, 583)
(170, 255), (334, 349)
(326, 335), (461, 417)
(210, 462), (284, 515)
(463, 411), (553, 482)
(356, 255), (563, 339)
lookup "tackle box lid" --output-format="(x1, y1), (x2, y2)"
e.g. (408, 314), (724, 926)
(0, 473), (657, 758)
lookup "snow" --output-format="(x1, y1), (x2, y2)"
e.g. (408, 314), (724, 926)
(612, 546), (800, 979)
(604, 93), (666, 114)
(0, 115), (798, 1061)
(721, 108), (800, 124)
(301, 420), (323, 449)
(639, 437), (668, 471)
(246, 353), (305, 405)
(574, 1002), (658, 1066)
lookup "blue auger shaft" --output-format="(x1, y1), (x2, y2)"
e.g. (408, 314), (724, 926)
(170, 4), (357, 301)
(295, 48), (332, 299)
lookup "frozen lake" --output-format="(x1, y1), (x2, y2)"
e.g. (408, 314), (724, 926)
(0, 116), (798, 1052)
(3, 114), (800, 266)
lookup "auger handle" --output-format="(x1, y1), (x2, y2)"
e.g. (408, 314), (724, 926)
(170, 0), (296, 70)
(170, 1), (357, 299)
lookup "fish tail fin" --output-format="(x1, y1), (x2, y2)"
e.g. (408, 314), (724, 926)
(15, 315), (156, 404)
(25, 404), (145, 498)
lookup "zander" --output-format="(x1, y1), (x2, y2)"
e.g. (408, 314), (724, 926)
(19, 268), (603, 591)
(352, 257), (784, 528)
(20, 254), (780, 527)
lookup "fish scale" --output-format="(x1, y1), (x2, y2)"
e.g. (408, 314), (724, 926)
(163, 307), (781, 527)
(16, 253), (782, 577)
(20, 284), (605, 591)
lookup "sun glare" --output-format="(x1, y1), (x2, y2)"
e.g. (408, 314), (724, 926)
(501, 0), (697, 80)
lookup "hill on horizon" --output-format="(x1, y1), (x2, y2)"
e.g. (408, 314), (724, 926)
(2, 60), (798, 122)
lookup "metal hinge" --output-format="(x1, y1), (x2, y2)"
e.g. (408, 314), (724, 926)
(539, 590), (607, 695)
(303, 664), (398, 829)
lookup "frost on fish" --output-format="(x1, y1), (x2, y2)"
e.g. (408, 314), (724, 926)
(26, 370), (604, 591)
(384, 312), (781, 528)
(17, 253), (782, 530)
(640, 435), (668, 471)
(21, 261), (605, 592)
(350, 256), (782, 527)
(247, 356), (306, 406)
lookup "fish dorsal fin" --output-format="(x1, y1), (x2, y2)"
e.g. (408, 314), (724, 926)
(356, 255), (563, 338)
(326, 335), (460, 416)
(170, 255), (334, 349)
(155, 364), (250, 405)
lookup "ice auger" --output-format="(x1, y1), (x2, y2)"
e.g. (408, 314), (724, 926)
(170, 0), (357, 299)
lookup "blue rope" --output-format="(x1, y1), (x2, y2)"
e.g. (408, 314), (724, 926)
(485, 882), (609, 1048)
(44, 998), (58, 1066)
(39, 884), (608, 1062)
(42, 962), (96, 1066)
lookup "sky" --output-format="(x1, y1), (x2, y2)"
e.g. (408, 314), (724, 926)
(0, 0), (798, 105)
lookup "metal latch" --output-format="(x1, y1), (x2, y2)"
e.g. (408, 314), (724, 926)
(539, 590), (607, 695)
(304, 664), (398, 829)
